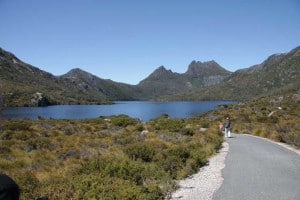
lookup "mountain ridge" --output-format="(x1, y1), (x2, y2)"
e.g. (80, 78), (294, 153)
(172, 46), (300, 101)
(1, 46), (299, 106)
(137, 61), (231, 99)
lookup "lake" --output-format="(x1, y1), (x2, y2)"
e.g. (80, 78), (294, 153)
(2, 101), (234, 121)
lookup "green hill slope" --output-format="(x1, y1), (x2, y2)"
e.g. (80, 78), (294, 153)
(1, 46), (299, 106)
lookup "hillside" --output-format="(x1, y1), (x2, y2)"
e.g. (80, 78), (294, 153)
(137, 66), (188, 99)
(171, 46), (300, 101)
(203, 89), (300, 147)
(0, 48), (100, 106)
(137, 61), (231, 99)
(0, 47), (233, 105)
(60, 68), (140, 101)
(1, 46), (299, 106)
(0, 48), (136, 106)
(212, 46), (300, 100)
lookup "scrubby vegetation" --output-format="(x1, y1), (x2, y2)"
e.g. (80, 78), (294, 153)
(0, 114), (223, 199)
(204, 91), (300, 148)
(3, 90), (298, 199)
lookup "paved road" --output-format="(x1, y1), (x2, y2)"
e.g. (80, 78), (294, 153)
(213, 134), (300, 200)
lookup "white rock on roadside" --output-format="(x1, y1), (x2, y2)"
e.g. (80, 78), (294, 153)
(169, 142), (229, 200)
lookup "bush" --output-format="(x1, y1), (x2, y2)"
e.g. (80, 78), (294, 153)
(0, 115), (223, 199)
(111, 115), (140, 127)
(203, 130), (223, 151)
(113, 131), (138, 145)
(14, 171), (40, 200)
(149, 116), (185, 132)
(71, 174), (154, 200)
(78, 155), (167, 199)
(26, 137), (54, 151)
(182, 128), (195, 136)
(0, 144), (11, 154)
(80, 155), (144, 185)
(3, 120), (32, 131)
(199, 120), (210, 128)
(158, 154), (183, 178)
(279, 130), (300, 147)
(154, 146), (185, 178)
(124, 142), (156, 162)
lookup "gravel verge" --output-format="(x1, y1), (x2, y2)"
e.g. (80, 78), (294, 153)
(169, 134), (300, 200)
(169, 141), (229, 200)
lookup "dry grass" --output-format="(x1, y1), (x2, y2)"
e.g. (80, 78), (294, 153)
(203, 91), (300, 148)
(0, 114), (223, 199)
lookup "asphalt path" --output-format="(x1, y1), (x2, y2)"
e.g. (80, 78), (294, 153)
(213, 134), (300, 200)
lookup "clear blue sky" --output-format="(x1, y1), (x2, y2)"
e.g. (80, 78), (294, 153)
(1, 0), (299, 85)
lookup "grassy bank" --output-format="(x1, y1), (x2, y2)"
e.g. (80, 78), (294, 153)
(203, 91), (300, 148)
(0, 114), (223, 199)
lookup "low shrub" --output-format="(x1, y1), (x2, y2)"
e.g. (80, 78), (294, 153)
(279, 130), (300, 147)
(3, 120), (33, 131)
(26, 137), (54, 151)
(14, 171), (40, 200)
(199, 120), (210, 128)
(124, 141), (156, 162)
(1, 115), (223, 199)
(80, 155), (144, 184)
(111, 115), (140, 127)
(148, 115), (185, 132)
(0, 144), (11, 154)
(182, 127), (195, 136)
(154, 141), (213, 179)
(78, 155), (168, 199)
(204, 92), (300, 148)
(113, 131), (138, 145)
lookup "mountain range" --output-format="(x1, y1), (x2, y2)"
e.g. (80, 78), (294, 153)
(168, 46), (300, 101)
(0, 46), (299, 106)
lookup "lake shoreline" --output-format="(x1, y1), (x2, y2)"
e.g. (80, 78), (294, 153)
(2, 100), (236, 121)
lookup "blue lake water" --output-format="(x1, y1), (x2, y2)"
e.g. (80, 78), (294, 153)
(2, 101), (234, 121)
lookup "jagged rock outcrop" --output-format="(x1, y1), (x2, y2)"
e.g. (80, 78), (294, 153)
(31, 92), (51, 107)
(185, 60), (230, 77)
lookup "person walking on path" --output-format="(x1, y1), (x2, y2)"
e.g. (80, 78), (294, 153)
(224, 117), (231, 138)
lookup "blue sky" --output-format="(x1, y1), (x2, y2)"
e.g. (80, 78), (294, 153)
(1, 0), (299, 84)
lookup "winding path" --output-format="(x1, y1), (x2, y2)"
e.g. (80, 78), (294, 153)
(214, 134), (300, 200)
(171, 134), (300, 200)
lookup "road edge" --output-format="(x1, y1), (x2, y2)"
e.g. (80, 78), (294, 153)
(170, 141), (229, 200)
(241, 134), (300, 156)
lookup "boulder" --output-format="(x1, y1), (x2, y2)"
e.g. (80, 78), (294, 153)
(31, 92), (51, 107)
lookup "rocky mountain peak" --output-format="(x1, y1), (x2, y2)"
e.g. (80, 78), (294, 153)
(148, 66), (174, 78)
(0, 48), (53, 77)
(0, 48), (24, 67)
(0, 48), (16, 60)
(62, 68), (94, 80)
(185, 60), (229, 76)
